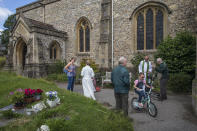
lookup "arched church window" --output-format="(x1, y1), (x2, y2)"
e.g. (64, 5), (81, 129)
(136, 6), (165, 50)
(146, 9), (153, 49)
(77, 18), (91, 52)
(50, 48), (52, 59)
(137, 13), (144, 50)
(79, 27), (84, 52)
(54, 48), (56, 59)
(49, 42), (61, 60)
(85, 26), (90, 52)
(156, 10), (164, 47)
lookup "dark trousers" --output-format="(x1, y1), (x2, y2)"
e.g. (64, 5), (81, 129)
(160, 79), (168, 99)
(114, 93), (128, 116)
(135, 89), (145, 103)
(67, 76), (75, 91)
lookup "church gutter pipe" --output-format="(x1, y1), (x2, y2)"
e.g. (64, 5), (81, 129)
(111, 0), (114, 69)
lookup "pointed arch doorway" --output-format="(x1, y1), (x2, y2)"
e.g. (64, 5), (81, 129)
(15, 39), (27, 74)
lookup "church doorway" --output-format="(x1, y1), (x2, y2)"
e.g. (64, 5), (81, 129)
(16, 39), (27, 72)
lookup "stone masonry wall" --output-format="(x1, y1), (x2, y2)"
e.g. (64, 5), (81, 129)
(113, 0), (196, 66)
(35, 32), (66, 64)
(16, 0), (196, 68)
(23, 7), (44, 22)
(20, 0), (102, 67)
(44, 0), (102, 66)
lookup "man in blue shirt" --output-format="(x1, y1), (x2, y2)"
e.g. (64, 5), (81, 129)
(111, 57), (130, 115)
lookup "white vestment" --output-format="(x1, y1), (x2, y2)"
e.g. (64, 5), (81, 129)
(81, 65), (96, 100)
(138, 60), (152, 80)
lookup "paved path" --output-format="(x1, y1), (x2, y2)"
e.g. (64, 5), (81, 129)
(57, 82), (197, 131)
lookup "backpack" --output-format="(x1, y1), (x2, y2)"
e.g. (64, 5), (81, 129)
(63, 68), (68, 74)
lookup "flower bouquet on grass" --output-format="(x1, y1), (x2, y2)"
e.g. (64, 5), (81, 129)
(24, 89), (35, 104)
(34, 89), (43, 101)
(9, 88), (24, 109)
(45, 91), (60, 108)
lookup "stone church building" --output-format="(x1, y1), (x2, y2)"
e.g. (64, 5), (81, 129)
(5, 0), (197, 78)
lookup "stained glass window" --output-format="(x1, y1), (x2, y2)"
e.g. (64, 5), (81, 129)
(137, 13), (144, 50)
(136, 7), (164, 50)
(78, 19), (91, 52)
(49, 43), (60, 60)
(50, 48), (52, 59)
(146, 9), (153, 49)
(85, 26), (90, 52)
(79, 27), (84, 52)
(156, 10), (163, 47)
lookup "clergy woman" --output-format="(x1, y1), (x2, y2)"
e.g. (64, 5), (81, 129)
(81, 60), (96, 100)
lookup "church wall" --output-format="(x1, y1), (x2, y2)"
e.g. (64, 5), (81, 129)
(44, 0), (102, 66)
(34, 32), (66, 64)
(113, 0), (196, 66)
(21, 32), (66, 78)
(20, 0), (103, 66)
(15, 0), (196, 69)
(23, 7), (44, 22)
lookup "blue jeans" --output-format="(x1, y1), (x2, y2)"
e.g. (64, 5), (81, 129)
(67, 76), (75, 91)
(135, 89), (145, 103)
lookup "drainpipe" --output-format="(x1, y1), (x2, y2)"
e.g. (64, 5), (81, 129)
(111, 0), (114, 69)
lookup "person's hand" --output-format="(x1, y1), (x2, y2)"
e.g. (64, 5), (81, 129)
(137, 88), (142, 91)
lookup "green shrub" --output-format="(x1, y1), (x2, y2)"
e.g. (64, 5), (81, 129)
(130, 53), (145, 69)
(9, 90), (24, 104)
(130, 53), (145, 89)
(76, 59), (99, 83)
(47, 60), (67, 74)
(0, 57), (6, 68)
(46, 73), (68, 82)
(155, 31), (196, 78)
(168, 73), (192, 93)
(0, 110), (21, 119)
(79, 59), (99, 73)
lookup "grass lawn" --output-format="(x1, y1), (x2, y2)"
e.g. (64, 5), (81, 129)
(0, 71), (133, 131)
(0, 57), (5, 69)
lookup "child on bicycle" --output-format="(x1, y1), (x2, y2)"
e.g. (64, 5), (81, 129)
(134, 73), (151, 107)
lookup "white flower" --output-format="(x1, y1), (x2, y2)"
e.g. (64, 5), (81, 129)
(40, 125), (50, 131)
(32, 101), (47, 113)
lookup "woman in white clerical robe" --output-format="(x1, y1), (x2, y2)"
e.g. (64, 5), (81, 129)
(81, 60), (96, 100)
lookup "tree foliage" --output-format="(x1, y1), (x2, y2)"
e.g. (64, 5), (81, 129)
(3, 14), (16, 30)
(155, 31), (196, 78)
(47, 60), (67, 74)
(130, 53), (145, 88)
(130, 53), (145, 70)
(168, 73), (192, 93)
(0, 14), (16, 54)
(79, 59), (99, 73)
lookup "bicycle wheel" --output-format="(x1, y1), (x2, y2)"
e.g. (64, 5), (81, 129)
(147, 102), (157, 117)
(131, 97), (139, 110)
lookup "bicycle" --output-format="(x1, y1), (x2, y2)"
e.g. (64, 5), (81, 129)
(131, 87), (157, 117)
